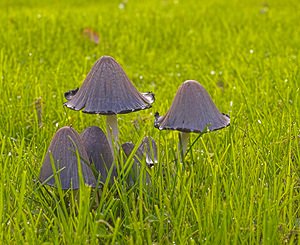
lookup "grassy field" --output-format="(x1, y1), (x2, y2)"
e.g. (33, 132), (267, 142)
(1, 0), (300, 243)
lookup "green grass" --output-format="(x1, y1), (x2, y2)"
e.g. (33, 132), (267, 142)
(1, 0), (300, 243)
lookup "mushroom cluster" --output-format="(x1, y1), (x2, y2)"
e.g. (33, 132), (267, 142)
(40, 56), (157, 189)
(39, 56), (230, 190)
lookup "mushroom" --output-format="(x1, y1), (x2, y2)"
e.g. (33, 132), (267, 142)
(138, 136), (158, 167)
(64, 55), (155, 152)
(121, 137), (158, 167)
(80, 126), (117, 184)
(120, 141), (149, 185)
(120, 137), (157, 185)
(154, 80), (230, 157)
(39, 126), (96, 189)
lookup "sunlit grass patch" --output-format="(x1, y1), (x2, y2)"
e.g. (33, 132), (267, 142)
(0, 0), (299, 243)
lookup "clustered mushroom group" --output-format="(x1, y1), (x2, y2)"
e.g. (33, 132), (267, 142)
(39, 55), (230, 190)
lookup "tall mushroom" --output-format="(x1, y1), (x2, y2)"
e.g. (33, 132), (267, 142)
(154, 80), (230, 157)
(64, 55), (155, 152)
(80, 126), (117, 184)
(39, 126), (96, 189)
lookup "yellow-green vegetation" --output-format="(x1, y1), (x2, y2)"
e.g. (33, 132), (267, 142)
(0, 0), (299, 243)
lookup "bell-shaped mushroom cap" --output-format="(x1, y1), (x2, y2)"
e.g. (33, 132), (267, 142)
(121, 142), (150, 185)
(39, 126), (96, 189)
(154, 80), (230, 133)
(64, 55), (155, 115)
(80, 126), (116, 183)
(138, 136), (158, 167)
(121, 142), (144, 165)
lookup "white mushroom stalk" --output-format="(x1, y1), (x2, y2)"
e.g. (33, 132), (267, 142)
(106, 114), (119, 153)
(178, 132), (190, 158)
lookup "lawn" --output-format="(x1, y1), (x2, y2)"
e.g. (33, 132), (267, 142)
(0, 0), (299, 243)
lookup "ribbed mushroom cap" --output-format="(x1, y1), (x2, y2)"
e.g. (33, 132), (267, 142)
(121, 142), (151, 185)
(154, 80), (230, 133)
(80, 126), (116, 183)
(39, 126), (96, 189)
(64, 55), (154, 115)
(138, 136), (157, 167)
(121, 142), (144, 164)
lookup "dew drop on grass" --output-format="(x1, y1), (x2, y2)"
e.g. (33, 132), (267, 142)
(260, 7), (268, 14)
(29, 52), (32, 56)
(230, 101), (233, 107)
(294, 218), (300, 228)
(258, 119), (262, 124)
(10, 137), (17, 142)
(249, 49), (254, 54)
(55, 122), (59, 127)
(139, 75), (143, 80)
(118, 2), (125, 9)
(210, 70), (216, 75)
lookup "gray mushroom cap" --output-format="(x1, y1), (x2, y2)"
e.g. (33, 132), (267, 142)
(39, 126), (97, 189)
(121, 142), (144, 164)
(80, 126), (117, 183)
(121, 137), (158, 167)
(138, 136), (158, 167)
(121, 142), (152, 185)
(64, 55), (154, 115)
(154, 80), (230, 133)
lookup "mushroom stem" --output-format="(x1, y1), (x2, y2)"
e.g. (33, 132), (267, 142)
(106, 114), (119, 153)
(178, 132), (190, 160)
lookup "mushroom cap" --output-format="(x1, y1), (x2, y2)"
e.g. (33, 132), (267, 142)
(39, 126), (96, 189)
(154, 80), (230, 133)
(64, 55), (155, 115)
(121, 142), (152, 185)
(80, 126), (117, 183)
(121, 142), (144, 165)
(138, 136), (158, 167)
